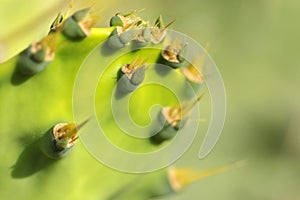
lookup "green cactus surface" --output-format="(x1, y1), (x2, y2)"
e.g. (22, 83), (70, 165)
(0, 7), (210, 200)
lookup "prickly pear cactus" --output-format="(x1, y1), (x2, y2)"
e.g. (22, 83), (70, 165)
(0, 6), (234, 200)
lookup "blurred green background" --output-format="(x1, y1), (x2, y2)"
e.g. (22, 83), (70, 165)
(109, 0), (300, 199)
(1, 0), (299, 199)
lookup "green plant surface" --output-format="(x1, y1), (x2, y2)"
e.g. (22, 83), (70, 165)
(0, 29), (135, 200)
(0, 16), (203, 198)
(0, 28), (122, 200)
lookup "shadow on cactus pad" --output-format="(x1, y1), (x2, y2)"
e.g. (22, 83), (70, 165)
(11, 135), (56, 179)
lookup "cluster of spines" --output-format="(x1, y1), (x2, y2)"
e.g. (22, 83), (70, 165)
(14, 7), (209, 153)
(40, 119), (89, 159)
(116, 57), (147, 94)
(17, 8), (98, 75)
(107, 10), (174, 49)
(107, 12), (206, 143)
(12, 7), (219, 199)
(151, 95), (204, 144)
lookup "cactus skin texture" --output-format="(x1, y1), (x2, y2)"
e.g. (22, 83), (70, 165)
(0, 8), (226, 200)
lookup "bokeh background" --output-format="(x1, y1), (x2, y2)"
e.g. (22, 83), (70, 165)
(1, 0), (299, 199)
